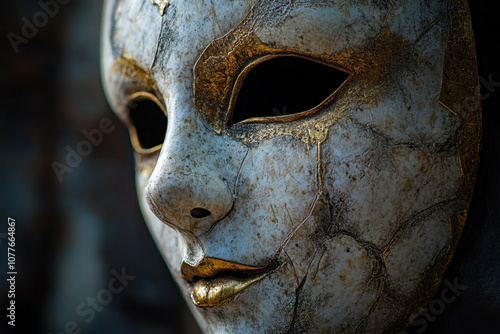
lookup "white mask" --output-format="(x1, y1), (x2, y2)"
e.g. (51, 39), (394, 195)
(101, 0), (481, 332)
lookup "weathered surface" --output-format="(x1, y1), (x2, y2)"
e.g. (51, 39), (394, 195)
(101, 0), (481, 333)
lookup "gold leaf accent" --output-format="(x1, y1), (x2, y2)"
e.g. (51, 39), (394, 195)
(438, 0), (481, 203)
(151, 0), (170, 15)
(193, 5), (407, 144)
(191, 274), (266, 307)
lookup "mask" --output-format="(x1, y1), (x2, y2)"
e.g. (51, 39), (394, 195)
(101, 0), (481, 332)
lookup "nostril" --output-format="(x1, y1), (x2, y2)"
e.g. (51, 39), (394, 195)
(190, 208), (211, 219)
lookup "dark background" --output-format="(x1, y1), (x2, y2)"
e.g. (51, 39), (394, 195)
(0, 1), (498, 334)
(0, 1), (200, 333)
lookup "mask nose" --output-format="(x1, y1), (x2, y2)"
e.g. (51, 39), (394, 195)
(144, 128), (234, 234)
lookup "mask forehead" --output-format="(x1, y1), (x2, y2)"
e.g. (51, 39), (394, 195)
(106, 0), (448, 69)
(109, 0), (254, 64)
(254, 0), (447, 53)
(103, 0), (450, 119)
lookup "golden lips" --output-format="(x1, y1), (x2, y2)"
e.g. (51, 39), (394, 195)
(182, 257), (277, 307)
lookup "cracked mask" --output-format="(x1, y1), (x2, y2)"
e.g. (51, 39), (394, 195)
(101, 0), (481, 332)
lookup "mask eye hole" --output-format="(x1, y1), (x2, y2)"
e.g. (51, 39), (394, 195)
(230, 56), (350, 125)
(127, 92), (167, 154)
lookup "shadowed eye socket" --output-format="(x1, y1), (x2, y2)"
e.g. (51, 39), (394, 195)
(127, 92), (167, 154)
(230, 56), (350, 125)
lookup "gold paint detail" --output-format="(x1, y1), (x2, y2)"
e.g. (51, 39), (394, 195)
(110, 55), (163, 105)
(127, 92), (167, 155)
(226, 54), (349, 127)
(109, 56), (165, 161)
(193, 2), (408, 142)
(191, 274), (266, 307)
(411, 2), (482, 319)
(438, 0), (481, 204)
(134, 152), (160, 176)
(181, 257), (275, 281)
(182, 257), (276, 307)
(151, 0), (170, 15)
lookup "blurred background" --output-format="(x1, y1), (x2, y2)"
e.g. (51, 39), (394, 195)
(1, 1), (200, 333)
(0, 1), (498, 334)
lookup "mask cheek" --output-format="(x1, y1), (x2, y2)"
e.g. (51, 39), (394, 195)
(296, 234), (380, 332)
(384, 209), (453, 296)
